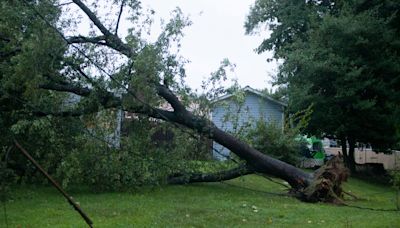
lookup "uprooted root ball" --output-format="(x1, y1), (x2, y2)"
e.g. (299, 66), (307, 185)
(301, 156), (350, 203)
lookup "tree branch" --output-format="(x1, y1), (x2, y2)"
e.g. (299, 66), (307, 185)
(32, 98), (176, 120)
(72, 0), (113, 37)
(55, 1), (74, 7)
(115, 1), (125, 35)
(71, 0), (133, 56)
(156, 85), (187, 113)
(33, 108), (96, 117)
(134, 106), (177, 121)
(67, 35), (106, 45)
(37, 81), (178, 121)
(167, 164), (254, 184)
(39, 83), (91, 96)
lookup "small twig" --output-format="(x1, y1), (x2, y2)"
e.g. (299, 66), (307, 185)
(211, 147), (239, 164)
(115, 0), (125, 35)
(55, 1), (74, 7)
(14, 140), (93, 227)
(256, 173), (291, 189)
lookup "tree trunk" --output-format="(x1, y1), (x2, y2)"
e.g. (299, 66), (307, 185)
(348, 137), (356, 173)
(340, 136), (356, 173)
(210, 127), (311, 189)
(340, 136), (349, 167)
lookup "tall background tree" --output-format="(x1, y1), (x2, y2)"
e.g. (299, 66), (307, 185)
(246, 0), (400, 172)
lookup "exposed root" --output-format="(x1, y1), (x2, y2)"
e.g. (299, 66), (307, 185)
(300, 156), (350, 203)
(343, 191), (361, 200)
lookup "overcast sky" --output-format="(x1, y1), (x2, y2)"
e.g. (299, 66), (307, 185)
(68, 0), (278, 91)
(139, 0), (278, 91)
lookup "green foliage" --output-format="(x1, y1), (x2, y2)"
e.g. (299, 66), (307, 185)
(389, 170), (400, 209)
(183, 160), (237, 174)
(245, 0), (317, 59)
(0, 0), (202, 192)
(0, 0), (72, 185)
(246, 0), (400, 153)
(4, 115), (79, 181)
(50, 116), (213, 192)
(58, 137), (170, 192)
(390, 170), (400, 190)
(246, 120), (301, 165)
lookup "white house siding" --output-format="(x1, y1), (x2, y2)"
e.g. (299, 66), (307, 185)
(212, 92), (285, 160)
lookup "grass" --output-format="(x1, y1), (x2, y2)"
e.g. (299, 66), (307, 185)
(1, 175), (399, 227)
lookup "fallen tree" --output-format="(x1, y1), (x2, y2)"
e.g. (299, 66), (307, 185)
(4, 0), (349, 203)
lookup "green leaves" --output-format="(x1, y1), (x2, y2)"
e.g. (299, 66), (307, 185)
(246, 120), (301, 165)
(247, 0), (400, 150)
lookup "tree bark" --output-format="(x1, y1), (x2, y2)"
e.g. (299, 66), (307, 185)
(348, 137), (356, 173)
(340, 136), (356, 173)
(340, 136), (349, 167)
(209, 126), (311, 189)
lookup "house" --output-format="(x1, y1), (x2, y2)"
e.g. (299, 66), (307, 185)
(211, 86), (287, 160)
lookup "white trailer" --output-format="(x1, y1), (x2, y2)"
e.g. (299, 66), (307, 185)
(324, 147), (400, 170)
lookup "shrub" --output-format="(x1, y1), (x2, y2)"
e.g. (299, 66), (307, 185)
(246, 120), (302, 165)
(389, 170), (400, 210)
(54, 118), (213, 191)
(5, 113), (213, 192)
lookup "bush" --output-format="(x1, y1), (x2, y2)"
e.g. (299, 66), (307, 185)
(246, 120), (301, 165)
(54, 118), (213, 192)
(7, 116), (83, 184)
(390, 171), (400, 189)
(57, 137), (174, 192)
(389, 170), (400, 210)
(183, 160), (237, 174)
(6, 114), (214, 192)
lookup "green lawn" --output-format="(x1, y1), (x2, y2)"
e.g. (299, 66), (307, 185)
(2, 175), (399, 227)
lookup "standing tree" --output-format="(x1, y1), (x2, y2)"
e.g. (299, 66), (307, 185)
(1, 0), (350, 202)
(246, 0), (400, 173)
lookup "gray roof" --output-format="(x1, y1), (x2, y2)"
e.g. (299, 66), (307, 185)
(213, 86), (287, 107)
